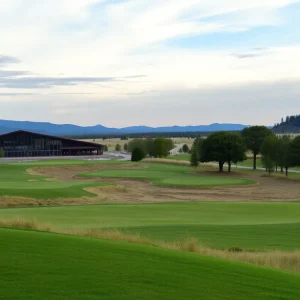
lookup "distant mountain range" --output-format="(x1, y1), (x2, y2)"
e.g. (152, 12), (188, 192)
(0, 120), (252, 136)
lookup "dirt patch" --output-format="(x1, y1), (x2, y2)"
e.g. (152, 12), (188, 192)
(27, 164), (147, 181)
(1, 163), (299, 207)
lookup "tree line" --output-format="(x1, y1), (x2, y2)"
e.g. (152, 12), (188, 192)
(190, 126), (300, 176)
(128, 138), (174, 161)
(273, 115), (300, 133)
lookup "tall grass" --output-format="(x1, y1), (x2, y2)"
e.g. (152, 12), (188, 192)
(1, 218), (300, 273)
(143, 158), (190, 166)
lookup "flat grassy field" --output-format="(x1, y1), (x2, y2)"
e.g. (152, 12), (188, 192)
(80, 163), (254, 187)
(2, 202), (300, 250)
(1, 228), (300, 300)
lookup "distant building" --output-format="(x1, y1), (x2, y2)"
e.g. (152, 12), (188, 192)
(0, 130), (103, 157)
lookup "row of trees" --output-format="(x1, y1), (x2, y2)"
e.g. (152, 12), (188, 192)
(128, 138), (174, 160)
(260, 135), (300, 176)
(189, 126), (300, 175)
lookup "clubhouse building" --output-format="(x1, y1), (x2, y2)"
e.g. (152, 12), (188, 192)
(0, 130), (103, 157)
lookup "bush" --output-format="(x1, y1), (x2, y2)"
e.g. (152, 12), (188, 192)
(131, 148), (145, 162)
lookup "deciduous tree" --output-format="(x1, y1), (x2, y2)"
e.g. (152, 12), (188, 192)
(260, 134), (277, 176)
(190, 143), (199, 167)
(241, 126), (273, 170)
(200, 132), (246, 172)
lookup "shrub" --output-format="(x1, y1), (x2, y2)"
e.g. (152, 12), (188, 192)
(131, 148), (145, 162)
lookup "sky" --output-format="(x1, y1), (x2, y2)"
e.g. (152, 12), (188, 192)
(0, 0), (300, 127)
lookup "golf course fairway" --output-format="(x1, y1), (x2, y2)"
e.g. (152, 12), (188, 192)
(1, 228), (300, 300)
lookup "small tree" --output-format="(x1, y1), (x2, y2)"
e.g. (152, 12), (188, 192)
(260, 134), (277, 176)
(182, 144), (189, 153)
(190, 144), (199, 167)
(103, 145), (108, 152)
(261, 155), (275, 176)
(124, 143), (128, 151)
(241, 126), (273, 170)
(115, 144), (121, 152)
(179, 148), (183, 153)
(153, 138), (170, 158)
(131, 148), (145, 162)
(275, 135), (292, 176)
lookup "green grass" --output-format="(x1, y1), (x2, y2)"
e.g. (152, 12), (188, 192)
(80, 163), (254, 187)
(1, 228), (300, 300)
(0, 160), (117, 199)
(2, 202), (300, 250)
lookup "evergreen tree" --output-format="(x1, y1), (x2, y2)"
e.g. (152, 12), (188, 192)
(190, 144), (199, 167)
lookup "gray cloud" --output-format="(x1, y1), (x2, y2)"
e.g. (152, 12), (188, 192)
(0, 70), (29, 77)
(120, 90), (159, 96)
(0, 92), (39, 97)
(1, 79), (299, 127)
(0, 55), (20, 65)
(0, 54), (145, 89)
(0, 74), (146, 89)
(232, 47), (271, 59)
(233, 53), (260, 59)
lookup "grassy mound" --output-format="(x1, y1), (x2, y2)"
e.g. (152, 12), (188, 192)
(2, 202), (300, 250)
(1, 228), (300, 300)
(80, 163), (254, 187)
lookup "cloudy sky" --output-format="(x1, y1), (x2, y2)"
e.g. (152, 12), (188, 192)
(1, 0), (300, 127)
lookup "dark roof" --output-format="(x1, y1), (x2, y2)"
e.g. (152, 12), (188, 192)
(0, 130), (102, 148)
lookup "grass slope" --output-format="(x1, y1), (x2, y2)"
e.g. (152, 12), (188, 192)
(2, 202), (300, 250)
(81, 163), (254, 187)
(1, 228), (300, 300)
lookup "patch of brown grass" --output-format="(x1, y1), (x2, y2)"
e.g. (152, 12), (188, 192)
(0, 218), (51, 231)
(2, 218), (300, 273)
(143, 158), (190, 166)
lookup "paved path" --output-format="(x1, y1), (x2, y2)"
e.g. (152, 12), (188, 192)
(169, 144), (184, 156)
(214, 163), (300, 174)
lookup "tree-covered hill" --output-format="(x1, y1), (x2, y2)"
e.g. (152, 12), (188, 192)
(273, 115), (300, 133)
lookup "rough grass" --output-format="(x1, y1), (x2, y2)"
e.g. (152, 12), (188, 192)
(143, 157), (190, 165)
(2, 202), (300, 250)
(2, 219), (300, 274)
(80, 163), (255, 187)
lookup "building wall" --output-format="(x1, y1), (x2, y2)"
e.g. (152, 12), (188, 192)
(0, 131), (102, 157)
